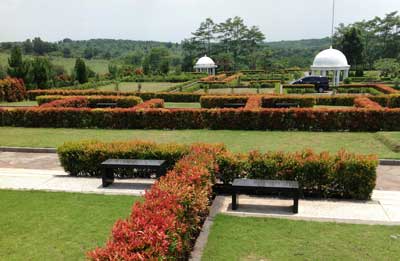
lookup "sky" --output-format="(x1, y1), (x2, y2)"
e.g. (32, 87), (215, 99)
(0, 0), (399, 43)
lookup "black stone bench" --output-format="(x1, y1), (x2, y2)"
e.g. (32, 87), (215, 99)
(223, 103), (246, 108)
(101, 159), (167, 187)
(274, 102), (299, 108)
(96, 102), (117, 108)
(232, 179), (300, 213)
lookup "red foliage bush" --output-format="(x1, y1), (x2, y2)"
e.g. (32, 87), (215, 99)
(40, 97), (89, 108)
(244, 96), (262, 109)
(37, 95), (142, 108)
(0, 77), (27, 102)
(87, 144), (223, 260)
(131, 99), (164, 110)
(340, 84), (397, 94)
(354, 97), (383, 109)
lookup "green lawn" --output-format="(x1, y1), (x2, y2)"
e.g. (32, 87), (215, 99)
(202, 215), (400, 261)
(164, 102), (201, 108)
(0, 52), (110, 74)
(99, 82), (178, 92)
(0, 127), (398, 158)
(0, 100), (38, 106)
(0, 190), (139, 260)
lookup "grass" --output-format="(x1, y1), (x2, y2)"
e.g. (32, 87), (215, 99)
(202, 215), (400, 261)
(98, 82), (179, 92)
(0, 127), (398, 158)
(0, 100), (38, 106)
(0, 52), (110, 74)
(0, 190), (139, 260)
(375, 132), (400, 152)
(164, 102), (201, 108)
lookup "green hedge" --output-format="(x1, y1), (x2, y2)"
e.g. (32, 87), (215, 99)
(217, 150), (378, 199)
(37, 95), (143, 108)
(262, 96), (316, 108)
(28, 90), (202, 102)
(58, 140), (190, 177)
(200, 96), (249, 108)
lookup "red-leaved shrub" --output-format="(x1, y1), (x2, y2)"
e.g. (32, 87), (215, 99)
(244, 96), (262, 109)
(40, 97), (89, 108)
(0, 77), (26, 102)
(354, 97), (383, 109)
(131, 99), (164, 110)
(87, 144), (224, 260)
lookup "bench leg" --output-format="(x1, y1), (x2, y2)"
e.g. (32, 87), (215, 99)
(232, 192), (238, 210)
(293, 191), (299, 214)
(102, 168), (114, 187)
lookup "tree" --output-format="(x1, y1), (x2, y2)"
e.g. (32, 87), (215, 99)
(191, 18), (215, 54)
(160, 59), (169, 74)
(0, 65), (6, 79)
(63, 47), (72, 58)
(7, 46), (29, 79)
(32, 37), (56, 55)
(22, 39), (33, 54)
(31, 57), (52, 88)
(374, 58), (400, 77)
(74, 58), (88, 83)
(337, 26), (364, 69)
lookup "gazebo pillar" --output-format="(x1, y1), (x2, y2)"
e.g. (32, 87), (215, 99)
(335, 70), (340, 86)
(344, 69), (349, 79)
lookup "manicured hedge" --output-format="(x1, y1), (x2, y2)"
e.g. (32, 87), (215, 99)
(37, 95), (143, 108)
(200, 96), (249, 108)
(3, 107), (400, 131)
(132, 99), (164, 110)
(0, 77), (26, 102)
(41, 97), (89, 108)
(216, 149), (378, 199)
(28, 90), (203, 102)
(262, 95), (316, 108)
(87, 144), (223, 260)
(339, 84), (397, 94)
(354, 97), (383, 109)
(244, 96), (262, 109)
(58, 140), (190, 177)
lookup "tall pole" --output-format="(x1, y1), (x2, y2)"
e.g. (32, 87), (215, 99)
(331, 0), (335, 47)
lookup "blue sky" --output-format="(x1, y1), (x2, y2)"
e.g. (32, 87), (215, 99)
(0, 0), (399, 42)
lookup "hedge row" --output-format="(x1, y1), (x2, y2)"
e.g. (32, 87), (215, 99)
(262, 95), (316, 108)
(200, 95), (249, 108)
(0, 77), (26, 102)
(88, 144), (222, 259)
(339, 84), (397, 94)
(41, 97), (89, 108)
(354, 97), (383, 109)
(28, 90), (203, 102)
(132, 99), (164, 110)
(283, 84), (315, 89)
(3, 107), (400, 131)
(37, 95), (143, 108)
(244, 96), (262, 109)
(217, 150), (378, 199)
(58, 140), (190, 177)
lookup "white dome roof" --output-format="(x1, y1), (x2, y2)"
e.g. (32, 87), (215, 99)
(194, 55), (217, 68)
(311, 47), (350, 69)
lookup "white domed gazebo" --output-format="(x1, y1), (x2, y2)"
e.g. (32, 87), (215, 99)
(310, 47), (350, 86)
(194, 55), (217, 75)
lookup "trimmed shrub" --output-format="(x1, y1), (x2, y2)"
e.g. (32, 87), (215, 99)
(87, 144), (223, 260)
(28, 90), (202, 102)
(340, 84), (397, 94)
(132, 99), (164, 110)
(216, 149), (378, 199)
(354, 97), (383, 109)
(200, 96), (249, 108)
(37, 95), (143, 108)
(41, 97), (89, 108)
(244, 96), (262, 110)
(262, 95), (316, 108)
(57, 140), (190, 177)
(0, 77), (26, 102)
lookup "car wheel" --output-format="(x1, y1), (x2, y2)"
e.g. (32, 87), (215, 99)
(318, 87), (324, 93)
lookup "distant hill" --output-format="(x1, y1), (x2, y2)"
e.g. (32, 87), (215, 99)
(265, 37), (331, 50)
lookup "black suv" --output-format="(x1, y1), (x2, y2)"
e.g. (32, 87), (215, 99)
(292, 76), (329, 93)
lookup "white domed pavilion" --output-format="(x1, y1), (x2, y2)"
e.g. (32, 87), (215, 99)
(194, 55), (217, 75)
(310, 47), (350, 86)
